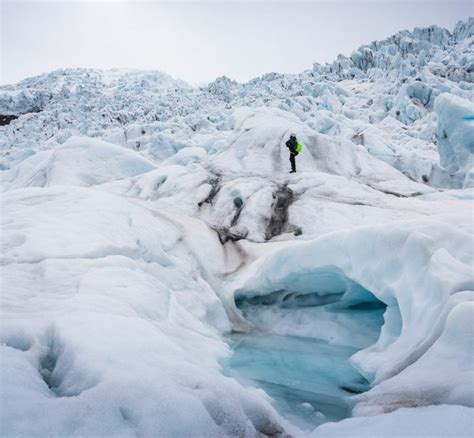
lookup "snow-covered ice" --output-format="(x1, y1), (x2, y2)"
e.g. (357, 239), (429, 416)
(0, 136), (156, 190)
(1, 18), (473, 438)
(310, 404), (474, 438)
(1, 187), (285, 437)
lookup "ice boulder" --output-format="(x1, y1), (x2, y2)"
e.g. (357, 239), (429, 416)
(392, 82), (438, 124)
(0, 89), (51, 115)
(431, 93), (474, 188)
(207, 76), (240, 102)
(1, 136), (155, 190)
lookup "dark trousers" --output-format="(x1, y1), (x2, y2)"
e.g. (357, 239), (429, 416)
(289, 152), (297, 171)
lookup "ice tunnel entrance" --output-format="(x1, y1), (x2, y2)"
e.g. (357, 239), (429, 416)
(221, 271), (387, 431)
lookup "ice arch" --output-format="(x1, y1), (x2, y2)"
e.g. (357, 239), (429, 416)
(234, 266), (388, 352)
(232, 215), (474, 413)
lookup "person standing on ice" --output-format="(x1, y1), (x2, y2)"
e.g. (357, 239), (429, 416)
(285, 133), (303, 173)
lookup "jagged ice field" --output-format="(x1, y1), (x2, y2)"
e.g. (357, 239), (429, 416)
(1, 17), (473, 438)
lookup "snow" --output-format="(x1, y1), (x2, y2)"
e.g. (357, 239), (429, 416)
(310, 405), (474, 438)
(352, 297), (474, 416)
(1, 18), (473, 438)
(0, 136), (155, 190)
(1, 187), (287, 437)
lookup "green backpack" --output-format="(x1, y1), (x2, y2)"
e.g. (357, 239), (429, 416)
(296, 140), (303, 153)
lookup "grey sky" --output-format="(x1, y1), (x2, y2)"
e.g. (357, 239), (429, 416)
(1, 1), (472, 85)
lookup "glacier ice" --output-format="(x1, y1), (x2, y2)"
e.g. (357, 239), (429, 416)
(222, 333), (371, 431)
(232, 215), (474, 412)
(1, 18), (473, 438)
(0, 136), (156, 190)
(0, 187), (287, 437)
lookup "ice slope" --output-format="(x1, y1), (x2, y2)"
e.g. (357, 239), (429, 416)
(99, 107), (460, 247)
(1, 186), (289, 437)
(212, 107), (420, 181)
(310, 404), (474, 438)
(0, 136), (156, 190)
(1, 18), (473, 438)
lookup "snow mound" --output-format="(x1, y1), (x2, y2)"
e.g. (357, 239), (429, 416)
(1, 136), (155, 190)
(0, 186), (288, 437)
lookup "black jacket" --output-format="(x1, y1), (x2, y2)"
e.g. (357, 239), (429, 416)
(286, 137), (297, 153)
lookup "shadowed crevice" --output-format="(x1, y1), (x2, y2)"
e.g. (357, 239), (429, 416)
(0, 115), (19, 126)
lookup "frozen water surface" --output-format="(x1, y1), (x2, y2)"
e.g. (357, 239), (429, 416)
(222, 333), (371, 431)
(222, 290), (387, 431)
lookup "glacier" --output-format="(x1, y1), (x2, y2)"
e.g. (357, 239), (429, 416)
(1, 18), (474, 438)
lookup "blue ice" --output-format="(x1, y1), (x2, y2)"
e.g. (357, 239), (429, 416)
(222, 333), (370, 431)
